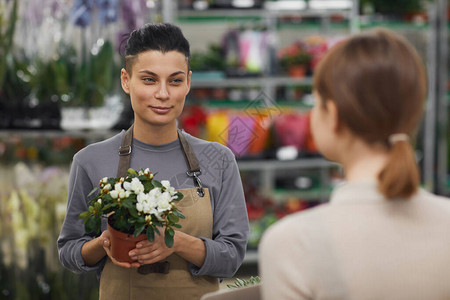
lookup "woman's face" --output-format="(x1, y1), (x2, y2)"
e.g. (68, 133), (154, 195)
(121, 50), (191, 129)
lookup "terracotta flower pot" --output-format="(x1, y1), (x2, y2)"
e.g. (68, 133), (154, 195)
(288, 65), (307, 78)
(107, 222), (147, 263)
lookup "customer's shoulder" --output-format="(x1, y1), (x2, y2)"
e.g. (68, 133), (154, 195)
(262, 203), (331, 241)
(417, 188), (450, 211)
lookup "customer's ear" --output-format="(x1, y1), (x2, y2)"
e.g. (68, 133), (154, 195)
(325, 100), (341, 133)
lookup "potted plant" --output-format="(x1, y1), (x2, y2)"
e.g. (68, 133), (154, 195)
(278, 41), (312, 78)
(79, 168), (185, 263)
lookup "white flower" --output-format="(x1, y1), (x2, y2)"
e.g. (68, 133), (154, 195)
(124, 177), (144, 194)
(103, 183), (111, 191)
(144, 168), (150, 175)
(97, 199), (102, 204)
(157, 192), (172, 212)
(136, 202), (144, 212)
(119, 191), (126, 199)
(115, 182), (123, 192)
(149, 187), (161, 199)
(161, 180), (176, 195)
(161, 180), (170, 189)
(155, 211), (165, 222)
(145, 215), (152, 223)
(137, 192), (147, 203)
(110, 190), (118, 199)
(102, 177), (108, 184)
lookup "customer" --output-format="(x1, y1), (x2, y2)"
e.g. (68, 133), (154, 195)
(259, 28), (450, 299)
(57, 23), (249, 299)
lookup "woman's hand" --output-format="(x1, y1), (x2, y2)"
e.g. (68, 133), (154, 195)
(100, 230), (141, 268)
(129, 229), (175, 265)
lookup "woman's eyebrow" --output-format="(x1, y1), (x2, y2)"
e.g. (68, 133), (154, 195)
(137, 70), (186, 77)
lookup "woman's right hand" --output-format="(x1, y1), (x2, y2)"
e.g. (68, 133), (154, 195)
(100, 230), (141, 268)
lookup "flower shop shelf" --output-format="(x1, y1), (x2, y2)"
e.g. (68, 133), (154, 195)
(190, 76), (314, 88)
(177, 7), (352, 19)
(238, 158), (340, 203)
(0, 129), (119, 140)
(237, 157), (337, 171)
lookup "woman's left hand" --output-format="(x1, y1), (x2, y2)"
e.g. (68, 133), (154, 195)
(129, 229), (175, 265)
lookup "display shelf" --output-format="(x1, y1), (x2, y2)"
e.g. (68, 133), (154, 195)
(237, 157), (335, 171)
(0, 129), (119, 140)
(191, 76), (314, 88)
(272, 188), (331, 202)
(177, 7), (352, 19)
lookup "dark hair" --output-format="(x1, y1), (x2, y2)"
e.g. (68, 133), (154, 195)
(314, 28), (427, 199)
(123, 23), (190, 74)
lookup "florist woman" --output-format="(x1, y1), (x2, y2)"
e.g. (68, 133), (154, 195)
(57, 23), (249, 299)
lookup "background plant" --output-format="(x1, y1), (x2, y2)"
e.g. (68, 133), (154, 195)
(278, 41), (312, 70)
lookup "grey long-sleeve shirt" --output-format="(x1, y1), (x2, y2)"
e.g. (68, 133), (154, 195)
(57, 130), (249, 279)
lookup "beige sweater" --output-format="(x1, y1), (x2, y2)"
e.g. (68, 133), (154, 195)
(259, 181), (450, 300)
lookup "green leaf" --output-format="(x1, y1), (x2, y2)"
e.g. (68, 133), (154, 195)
(88, 187), (100, 198)
(172, 224), (182, 228)
(154, 226), (161, 236)
(128, 206), (139, 218)
(143, 181), (154, 193)
(115, 217), (127, 231)
(133, 224), (145, 237)
(147, 227), (155, 242)
(85, 216), (98, 233)
(103, 193), (113, 203)
(152, 180), (162, 188)
(108, 178), (117, 186)
(164, 233), (174, 248)
(153, 220), (163, 228)
(79, 211), (90, 220)
(166, 227), (175, 237)
(174, 210), (185, 219)
(121, 199), (133, 209)
(174, 192), (184, 201)
(168, 214), (179, 224)
(127, 168), (138, 176)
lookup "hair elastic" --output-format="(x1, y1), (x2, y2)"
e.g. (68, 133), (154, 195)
(388, 133), (409, 145)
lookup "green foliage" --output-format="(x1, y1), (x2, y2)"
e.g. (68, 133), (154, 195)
(360, 0), (429, 14)
(0, 0), (18, 89)
(227, 276), (261, 289)
(72, 40), (117, 107)
(190, 44), (226, 71)
(278, 42), (311, 70)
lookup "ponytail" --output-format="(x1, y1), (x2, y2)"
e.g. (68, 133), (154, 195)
(378, 140), (420, 199)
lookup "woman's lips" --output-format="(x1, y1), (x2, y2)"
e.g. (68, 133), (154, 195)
(149, 106), (172, 114)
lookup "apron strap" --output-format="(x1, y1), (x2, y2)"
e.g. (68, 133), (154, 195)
(117, 125), (134, 178)
(177, 129), (205, 197)
(117, 126), (205, 197)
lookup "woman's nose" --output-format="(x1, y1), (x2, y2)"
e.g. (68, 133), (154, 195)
(155, 83), (169, 100)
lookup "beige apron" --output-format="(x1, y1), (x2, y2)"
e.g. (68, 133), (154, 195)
(99, 126), (220, 299)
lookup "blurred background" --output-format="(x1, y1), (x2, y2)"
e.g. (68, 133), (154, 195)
(0, 0), (448, 299)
